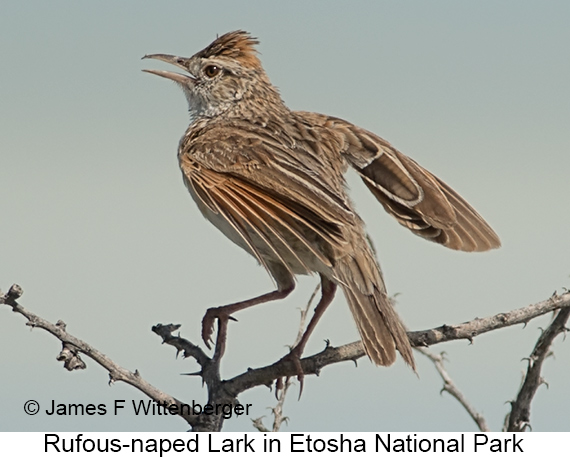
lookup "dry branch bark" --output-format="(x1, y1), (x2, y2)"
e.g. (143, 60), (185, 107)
(1, 285), (202, 428)
(417, 347), (490, 432)
(2, 283), (569, 432)
(505, 307), (570, 432)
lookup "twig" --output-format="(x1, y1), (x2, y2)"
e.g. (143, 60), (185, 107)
(150, 323), (236, 432)
(224, 290), (570, 396)
(3, 283), (569, 432)
(505, 307), (570, 432)
(152, 323), (210, 367)
(417, 347), (490, 432)
(410, 291), (570, 347)
(252, 284), (320, 432)
(0, 285), (200, 428)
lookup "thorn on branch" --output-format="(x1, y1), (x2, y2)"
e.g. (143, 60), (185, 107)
(274, 378), (284, 400)
(506, 306), (570, 431)
(251, 417), (269, 432)
(520, 356), (533, 369)
(181, 371), (203, 377)
(417, 346), (490, 432)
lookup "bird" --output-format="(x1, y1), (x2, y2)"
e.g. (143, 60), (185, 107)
(142, 30), (500, 373)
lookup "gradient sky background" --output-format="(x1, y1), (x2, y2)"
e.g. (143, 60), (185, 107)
(1, 1), (569, 432)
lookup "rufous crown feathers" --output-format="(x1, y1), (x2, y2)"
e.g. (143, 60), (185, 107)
(195, 30), (261, 69)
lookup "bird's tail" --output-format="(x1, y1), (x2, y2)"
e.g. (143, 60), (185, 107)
(333, 247), (415, 369)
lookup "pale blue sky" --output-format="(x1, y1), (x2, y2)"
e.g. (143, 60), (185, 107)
(1, 1), (569, 432)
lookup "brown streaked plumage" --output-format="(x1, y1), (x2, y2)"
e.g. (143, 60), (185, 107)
(143, 30), (500, 372)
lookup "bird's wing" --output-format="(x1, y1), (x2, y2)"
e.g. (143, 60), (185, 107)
(296, 111), (500, 252)
(179, 124), (354, 276)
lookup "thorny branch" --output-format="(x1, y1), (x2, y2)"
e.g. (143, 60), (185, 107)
(417, 347), (490, 432)
(2, 283), (569, 431)
(505, 306), (570, 432)
(251, 285), (321, 432)
(409, 291), (570, 347)
(0, 285), (201, 429)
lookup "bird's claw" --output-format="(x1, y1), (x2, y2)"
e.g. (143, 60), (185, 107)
(201, 307), (235, 350)
(277, 348), (305, 399)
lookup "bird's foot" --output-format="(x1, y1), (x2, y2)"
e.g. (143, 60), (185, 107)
(276, 346), (306, 399)
(201, 306), (237, 351)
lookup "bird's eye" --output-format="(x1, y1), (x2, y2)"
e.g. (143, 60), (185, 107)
(203, 65), (221, 78)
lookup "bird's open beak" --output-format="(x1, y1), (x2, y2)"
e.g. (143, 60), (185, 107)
(142, 54), (195, 85)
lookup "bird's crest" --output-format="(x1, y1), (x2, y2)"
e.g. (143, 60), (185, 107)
(196, 30), (261, 69)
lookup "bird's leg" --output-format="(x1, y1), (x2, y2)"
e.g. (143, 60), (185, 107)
(279, 275), (337, 397)
(202, 283), (295, 353)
